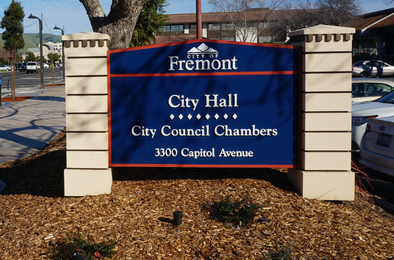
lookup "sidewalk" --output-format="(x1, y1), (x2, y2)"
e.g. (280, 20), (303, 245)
(0, 83), (65, 164)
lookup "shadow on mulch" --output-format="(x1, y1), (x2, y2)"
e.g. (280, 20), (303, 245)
(112, 167), (297, 194)
(0, 128), (67, 198)
(0, 150), (66, 197)
(0, 128), (296, 198)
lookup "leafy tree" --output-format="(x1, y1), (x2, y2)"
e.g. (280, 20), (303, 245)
(0, 0), (25, 54)
(25, 51), (36, 61)
(208, 0), (285, 42)
(130, 0), (169, 47)
(79, 0), (153, 50)
(0, 47), (8, 63)
(47, 53), (61, 62)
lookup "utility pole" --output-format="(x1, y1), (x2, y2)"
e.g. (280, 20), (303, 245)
(196, 0), (202, 39)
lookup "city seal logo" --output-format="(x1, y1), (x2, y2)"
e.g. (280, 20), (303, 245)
(168, 43), (238, 71)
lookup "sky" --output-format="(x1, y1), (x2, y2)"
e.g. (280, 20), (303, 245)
(0, 0), (393, 36)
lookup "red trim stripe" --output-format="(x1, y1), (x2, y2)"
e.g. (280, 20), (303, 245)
(110, 163), (294, 168)
(109, 71), (299, 78)
(108, 39), (297, 54)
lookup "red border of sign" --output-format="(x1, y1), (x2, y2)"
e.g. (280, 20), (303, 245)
(107, 39), (302, 168)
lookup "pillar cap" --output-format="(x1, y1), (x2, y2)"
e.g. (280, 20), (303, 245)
(289, 24), (355, 37)
(63, 31), (110, 41)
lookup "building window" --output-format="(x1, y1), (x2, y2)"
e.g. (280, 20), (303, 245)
(259, 22), (269, 29)
(221, 23), (234, 30)
(208, 23), (221, 30)
(273, 36), (285, 42)
(190, 24), (196, 31)
(259, 36), (272, 43)
(222, 37), (235, 41)
(171, 25), (184, 32)
(163, 25), (171, 32)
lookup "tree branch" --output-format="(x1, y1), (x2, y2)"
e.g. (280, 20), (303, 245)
(79, 0), (106, 31)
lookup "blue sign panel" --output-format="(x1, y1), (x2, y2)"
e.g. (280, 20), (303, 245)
(108, 39), (300, 168)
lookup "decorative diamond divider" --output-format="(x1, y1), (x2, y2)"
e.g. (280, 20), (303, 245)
(169, 113), (238, 120)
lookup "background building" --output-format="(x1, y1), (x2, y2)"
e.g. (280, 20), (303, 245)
(155, 9), (287, 45)
(27, 41), (62, 62)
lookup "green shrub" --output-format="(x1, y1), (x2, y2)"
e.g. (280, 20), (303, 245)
(212, 192), (261, 226)
(49, 232), (116, 260)
(265, 243), (294, 260)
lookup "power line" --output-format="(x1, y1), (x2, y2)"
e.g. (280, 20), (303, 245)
(0, 18), (38, 29)
(42, 15), (53, 35)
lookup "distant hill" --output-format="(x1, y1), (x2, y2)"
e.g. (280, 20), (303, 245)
(0, 33), (62, 54)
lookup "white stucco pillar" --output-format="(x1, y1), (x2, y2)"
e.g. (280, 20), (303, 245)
(63, 32), (112, 196)
(289, 25), (356, 200)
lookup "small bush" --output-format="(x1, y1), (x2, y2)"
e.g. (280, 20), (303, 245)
(265, 243), (294, 260)
(212, 192), (261, 226)
(49, 232), (116, 260)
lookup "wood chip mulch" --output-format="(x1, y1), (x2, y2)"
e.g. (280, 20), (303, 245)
(1, 96), (33, 102)
(1, 128), (394, 259)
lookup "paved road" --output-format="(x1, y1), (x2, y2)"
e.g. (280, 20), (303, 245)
(0, 69), (64, 98)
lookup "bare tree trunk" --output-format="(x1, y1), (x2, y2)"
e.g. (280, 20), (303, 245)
(79, 0), (151, 50)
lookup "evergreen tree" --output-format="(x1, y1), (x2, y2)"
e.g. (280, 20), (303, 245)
(130, 0), (169, 47)
(1, 0), (24, 99)
(0, 0), (25, 54)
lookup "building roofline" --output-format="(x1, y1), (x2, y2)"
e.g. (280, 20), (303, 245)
(361, 7), (394, 18)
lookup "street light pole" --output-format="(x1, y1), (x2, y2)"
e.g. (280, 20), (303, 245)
(54, 25), (65, 81)
(28, 14), (44, 89)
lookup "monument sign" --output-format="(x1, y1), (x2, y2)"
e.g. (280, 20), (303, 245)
(108, 39), (301, 167)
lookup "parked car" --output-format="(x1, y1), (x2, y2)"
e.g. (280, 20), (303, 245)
(15, 62), (23, 70)
(360, 116), (394, 177)
(352, 78), (394, 102)
(352, 60), (394, 77)
(25, 62), (40, 73)
(19, 62), (27, 72)
(0, 64), (10, 71)
(352, 91), (394, 151)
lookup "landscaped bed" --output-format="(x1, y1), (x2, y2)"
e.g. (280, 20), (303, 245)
(0, 128), (393, 259)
